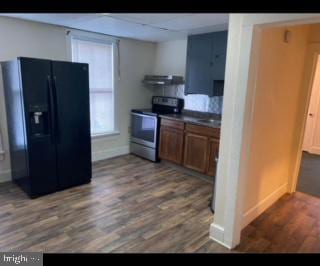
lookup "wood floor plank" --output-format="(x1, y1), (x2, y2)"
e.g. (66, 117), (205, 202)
(0, 154), (319, 252)
(0, 154), (225, 253)
(239, 191), (320, 253)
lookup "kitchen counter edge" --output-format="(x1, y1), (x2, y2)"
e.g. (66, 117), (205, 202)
(159, 114), (221, 129)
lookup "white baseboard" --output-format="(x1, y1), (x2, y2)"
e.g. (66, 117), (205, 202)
(241, 182), (288, 228)
(92, 145), (129, 162)
(209, 223), (232, 249)
(0, 169), (11, 183)
(0, 146), (130, 183)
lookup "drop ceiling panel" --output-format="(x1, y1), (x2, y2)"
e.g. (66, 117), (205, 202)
(152, 14), (229, 30)
(106, 13), (192, 25)
(68, 16), (186, 42)
(3, 13), (98, 26)
(0, 13), (229, 42)
(187, 24), (229, 35)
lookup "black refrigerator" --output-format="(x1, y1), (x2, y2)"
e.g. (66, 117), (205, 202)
(1, 57), (92, 198)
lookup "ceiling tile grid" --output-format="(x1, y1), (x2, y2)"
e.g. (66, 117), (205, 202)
(0, 13), (229, 42)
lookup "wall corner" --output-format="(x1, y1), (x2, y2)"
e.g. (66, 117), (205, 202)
(209, 222), (232, 249)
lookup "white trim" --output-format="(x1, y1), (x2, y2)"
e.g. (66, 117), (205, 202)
(0, 169), (11, 183)
(91, 131), (120, 139)
(210, 15), (245, 249)
(224, 24), (255, 249)
(209, 223), (231, 249)
(92, 145), (129, 162)
(211, 15), (256, 250)
(65, 29), (119, 61)
(241, 182), (288, 229)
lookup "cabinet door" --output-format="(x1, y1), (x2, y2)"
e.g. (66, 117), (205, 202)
(185, 31), (228, 97)
(206, 138), (220, 176)
(183, 133), (208, 173)
(159, 127), (184, 164)
(185, 33), (213, 95)
(211, 31), (228, 81)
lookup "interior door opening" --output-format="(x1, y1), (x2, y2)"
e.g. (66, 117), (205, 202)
(220, 19), (320, 253)
(297, 53), (320, 197)
(235, 22), (320, 251)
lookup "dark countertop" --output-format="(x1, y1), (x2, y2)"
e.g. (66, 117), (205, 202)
(159, 111), (221, 129)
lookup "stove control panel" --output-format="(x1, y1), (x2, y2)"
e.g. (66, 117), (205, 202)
(152, 96), (182, 107)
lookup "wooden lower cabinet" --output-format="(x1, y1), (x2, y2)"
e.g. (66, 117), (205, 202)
(183, 133), (208, 173)
(206, 138), (220, 176)
(159, 126), (184, 164)
(159, 118), (220, 176)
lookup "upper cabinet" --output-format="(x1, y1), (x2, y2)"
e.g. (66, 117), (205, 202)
(185, 31), (228, 97)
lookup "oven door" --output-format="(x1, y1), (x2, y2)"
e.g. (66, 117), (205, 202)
(131, 112), (158, 148)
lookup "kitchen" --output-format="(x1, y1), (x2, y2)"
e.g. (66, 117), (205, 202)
(2, 11), (320, 255)
(131, 32), (227, 203)
(0, 14), (228, 252)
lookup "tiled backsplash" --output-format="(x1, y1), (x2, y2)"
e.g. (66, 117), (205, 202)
(154, 85), (223, 114)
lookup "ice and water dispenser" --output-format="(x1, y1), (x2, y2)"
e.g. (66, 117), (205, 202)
(29, 104), (49, 137)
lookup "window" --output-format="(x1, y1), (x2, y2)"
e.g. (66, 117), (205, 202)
(71, 35), (117, 136)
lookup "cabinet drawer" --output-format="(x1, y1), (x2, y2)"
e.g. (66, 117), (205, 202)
(161, 118), (184, 130)
(185, 123), (220, 138)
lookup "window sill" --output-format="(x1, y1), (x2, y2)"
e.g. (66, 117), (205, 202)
(91, 131), (120, 139)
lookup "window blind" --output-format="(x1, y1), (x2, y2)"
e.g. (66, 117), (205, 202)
(71, 38), (115, 135)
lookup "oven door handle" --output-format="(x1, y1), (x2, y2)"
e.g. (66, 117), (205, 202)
(131, 112), (157, 119)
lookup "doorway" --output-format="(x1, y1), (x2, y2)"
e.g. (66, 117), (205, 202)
(210, 14), (320, 250)
(297, 52), (320, 197)
(237, 22), (320, 251)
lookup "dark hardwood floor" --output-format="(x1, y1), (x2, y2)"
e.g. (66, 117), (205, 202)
(0, 154), (228, 253)
(237, 191), (320, 253)
(1, 154), (320, 253)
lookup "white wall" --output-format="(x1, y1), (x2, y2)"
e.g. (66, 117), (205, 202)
(0, 16), (156, 182)
(0, 17), (68, 182)
(91, 38), (156, 161)
(153, 40), (187, 76)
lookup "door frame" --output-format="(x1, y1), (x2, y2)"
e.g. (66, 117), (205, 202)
(211, 14), (320, 249)
(302, 54), (320, 153)
(290, 48), (320, 192)
(301, 53), (320, 154)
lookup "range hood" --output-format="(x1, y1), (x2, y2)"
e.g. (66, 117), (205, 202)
(142, 75), (184, 85)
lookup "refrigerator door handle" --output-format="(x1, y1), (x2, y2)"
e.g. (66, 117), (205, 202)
(47, 75), (56, 143)
(52, 76), (60, 143)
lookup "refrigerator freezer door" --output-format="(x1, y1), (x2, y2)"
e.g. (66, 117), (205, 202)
(51, 61), (92, 189)
(19, 57), (58, 197)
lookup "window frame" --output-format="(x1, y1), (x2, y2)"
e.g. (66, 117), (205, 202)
(66, 29), (120, 138)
